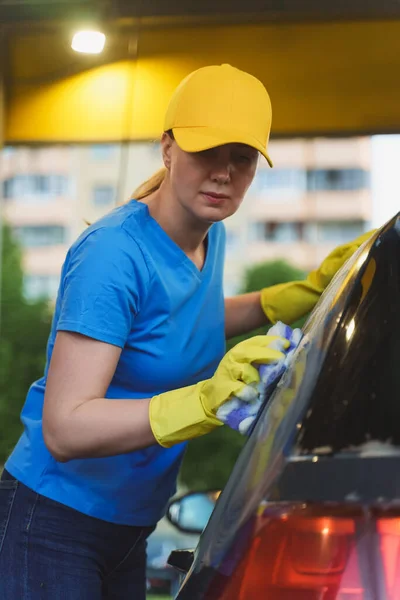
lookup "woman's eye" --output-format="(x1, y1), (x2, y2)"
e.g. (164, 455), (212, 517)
(234, 153), (252, 163)
(197, 148), (217, 159)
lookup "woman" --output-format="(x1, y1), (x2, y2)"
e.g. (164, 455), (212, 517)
(0, 64), (371, 599)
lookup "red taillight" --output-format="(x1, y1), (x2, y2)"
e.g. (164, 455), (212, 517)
(215, 504), (400, 600)
(378, 519), (400, 598)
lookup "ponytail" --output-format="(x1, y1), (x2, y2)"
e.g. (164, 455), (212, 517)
(130, 167), (167, 201)
(130, 131), (173, 201)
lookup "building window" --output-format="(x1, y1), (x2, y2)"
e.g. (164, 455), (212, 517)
(225, 230), (239, 252)
(92, 185), (115, 207)
(2, 146), (16, 159)
(307, 168), (369, 191)
(315, 221), (366, 243)
(3, 175), (69, 199)
(3, 179), (13, 198)
(250, 220), (366, 244)
(224, 281), (240, 297)
(248, 222), (265, 242)
(24, 274), (60, 301)
(150, 141), (161, 156)
(250, 221), (304, 243)
(14, 225), (67, 247)
(48, 175), (69, 195)
(252, 168), (307, 195)
(268, 222), (304, 242)
(90, 145), (118, 160)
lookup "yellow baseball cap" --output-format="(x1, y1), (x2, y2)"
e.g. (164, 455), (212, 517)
(164, 64), (273, 167)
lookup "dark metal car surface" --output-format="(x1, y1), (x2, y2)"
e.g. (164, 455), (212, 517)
(175, 212), (400, 599)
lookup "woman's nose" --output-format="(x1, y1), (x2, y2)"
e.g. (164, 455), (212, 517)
(211, 163), (231, 184)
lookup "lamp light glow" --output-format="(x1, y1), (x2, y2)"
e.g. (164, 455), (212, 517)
(71, 31), (106, 54)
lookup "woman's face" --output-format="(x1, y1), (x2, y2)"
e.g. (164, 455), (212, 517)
(161, 133), (259, 223)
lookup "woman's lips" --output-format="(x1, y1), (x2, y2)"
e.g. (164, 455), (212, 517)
(200, 192), (230, 204)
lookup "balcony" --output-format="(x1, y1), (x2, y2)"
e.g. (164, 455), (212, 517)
(22, 246), (69, 275)
(248, 189), (372, 222)
(245, 240), (343, 272)
(4, 197), (75, 226)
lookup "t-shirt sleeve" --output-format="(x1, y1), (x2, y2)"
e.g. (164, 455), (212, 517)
(56, 226), (149, 348)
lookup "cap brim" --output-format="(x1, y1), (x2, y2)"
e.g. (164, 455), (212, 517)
(172, 126), (273, 168)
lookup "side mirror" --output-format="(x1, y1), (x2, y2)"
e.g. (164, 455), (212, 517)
(166, 491), (220, 535)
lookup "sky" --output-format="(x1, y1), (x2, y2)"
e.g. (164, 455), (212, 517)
(371, 135), (400, 228)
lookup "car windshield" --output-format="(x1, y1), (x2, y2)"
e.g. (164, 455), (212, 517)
(189, 213), (400, 581)
(298, 215), (400, 454)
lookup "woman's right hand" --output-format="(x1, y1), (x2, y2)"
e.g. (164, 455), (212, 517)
(150, 334), (291, 447)
(199, 335), (290, 419)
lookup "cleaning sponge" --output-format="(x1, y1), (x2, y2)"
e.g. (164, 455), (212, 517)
(216, 322), (302, 434)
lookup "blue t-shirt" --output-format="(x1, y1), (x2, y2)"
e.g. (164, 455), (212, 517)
(6, 201), (226, 526)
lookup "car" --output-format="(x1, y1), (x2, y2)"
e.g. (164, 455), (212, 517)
(146, 513), (200, 596)
(167, 211), (400, 599)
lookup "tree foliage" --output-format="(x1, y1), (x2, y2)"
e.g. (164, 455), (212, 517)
(0, 225), (52, 463)
(180, 259), (308, 491)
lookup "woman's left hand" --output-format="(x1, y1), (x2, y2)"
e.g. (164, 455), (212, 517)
(260, 229), (376, 325)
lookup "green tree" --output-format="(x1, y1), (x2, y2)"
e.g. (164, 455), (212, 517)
(0, 225), (52, 463)
(180, 259), (308, 491)
(227, 259), (306, 351)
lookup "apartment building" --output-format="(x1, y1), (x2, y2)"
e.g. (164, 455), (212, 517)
(0, 137), (372, 301)
(223, 137), (372, 295)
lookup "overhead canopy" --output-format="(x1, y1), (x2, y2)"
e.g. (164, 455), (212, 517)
(3, 0), (400, 24)
(2, 1), (400, 143)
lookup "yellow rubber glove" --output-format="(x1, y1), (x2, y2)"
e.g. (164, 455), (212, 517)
(149, 335), (289, 448)
(260, 229), (376, 325)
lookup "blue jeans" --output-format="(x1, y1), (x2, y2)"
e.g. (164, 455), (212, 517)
(0, 470), (155, 599)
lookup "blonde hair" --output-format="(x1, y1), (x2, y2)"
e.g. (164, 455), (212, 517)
(130, 167), (167, 201)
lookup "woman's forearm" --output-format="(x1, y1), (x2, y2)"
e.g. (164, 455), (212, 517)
(225, 292), (269, 339)
(43, 397), (156, 462)
(43, 331), (160, 463)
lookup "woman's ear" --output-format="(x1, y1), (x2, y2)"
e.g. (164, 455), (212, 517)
(161, 131), (173, 170)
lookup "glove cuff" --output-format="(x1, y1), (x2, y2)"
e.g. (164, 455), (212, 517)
(261, 280), (321, 325)
(149, 382), (222, 448)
